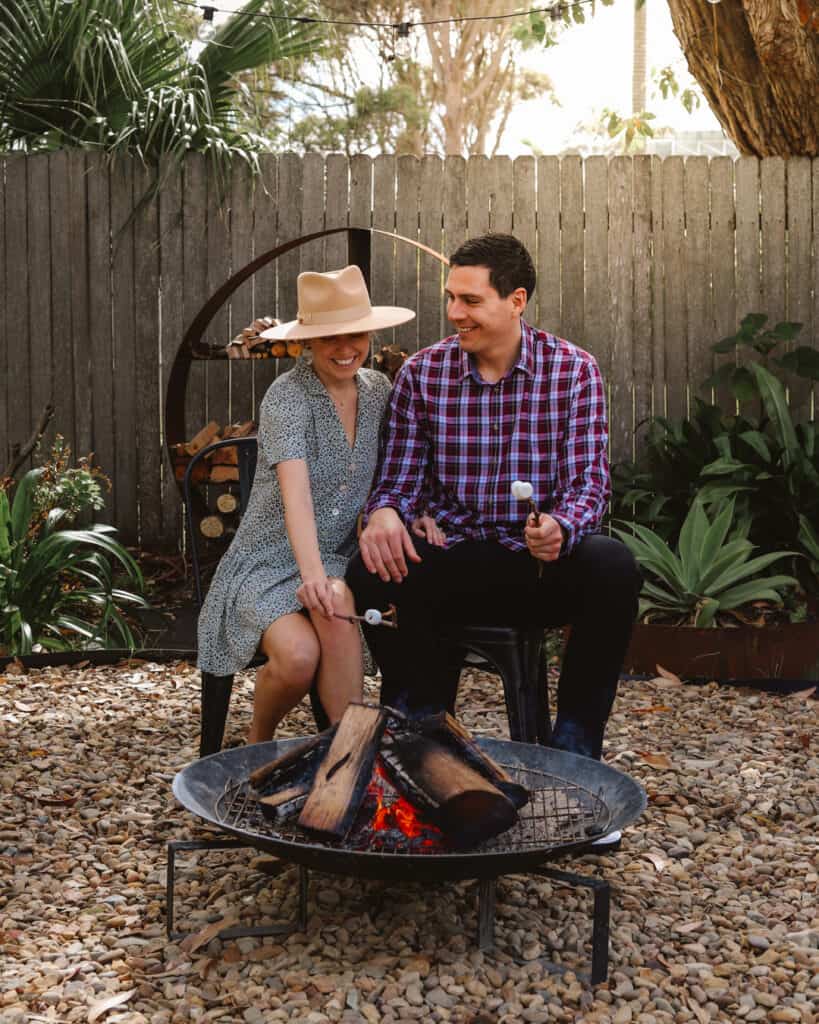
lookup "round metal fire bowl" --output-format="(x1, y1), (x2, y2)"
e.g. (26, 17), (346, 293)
(173, 737), (647, 883)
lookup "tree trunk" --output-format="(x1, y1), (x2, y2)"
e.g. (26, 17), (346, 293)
(666, 0), (818, 155)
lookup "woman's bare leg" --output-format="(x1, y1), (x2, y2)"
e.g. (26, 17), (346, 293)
(248, 613), (320, 744)
(308, 578), (363, 723)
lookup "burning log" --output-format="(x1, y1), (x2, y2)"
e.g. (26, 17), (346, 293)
(380, 730), (519, 849)
(298, 704), (389, 839)
(414, 712), (529, 811)
(250, 729), (337, 824)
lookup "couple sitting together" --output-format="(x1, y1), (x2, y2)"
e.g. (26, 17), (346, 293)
(198, 233), (641, 802)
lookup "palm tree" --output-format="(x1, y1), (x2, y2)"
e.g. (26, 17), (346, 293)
(0, 0), (325, 167)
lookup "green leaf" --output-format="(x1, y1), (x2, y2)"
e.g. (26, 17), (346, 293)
(749, 362), (798, 459)
(776, 346), (819, 381)
(731, 366), (759, 402)
(678, 499), (709, 589)
(715, 579), (797, 610)
(694, 597), (719, 627)
(738, 430), (771, 462)
(740, 313), (767, 335)
(704, 551), (796, 595)
(10, 467), (45, 544)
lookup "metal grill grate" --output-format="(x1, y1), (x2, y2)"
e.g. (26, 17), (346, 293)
(214, 760), (612, 857)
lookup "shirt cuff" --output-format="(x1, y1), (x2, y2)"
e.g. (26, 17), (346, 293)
(551, 514), (575, 556)
(363, 498), (412, 526)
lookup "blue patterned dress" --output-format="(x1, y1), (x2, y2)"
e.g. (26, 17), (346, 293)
(197, 359), (391, 675)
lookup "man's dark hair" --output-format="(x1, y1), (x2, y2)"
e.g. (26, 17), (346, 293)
(448, 233), (536, 300)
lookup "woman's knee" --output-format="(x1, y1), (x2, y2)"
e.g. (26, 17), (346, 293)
(263, 627), (320, 687)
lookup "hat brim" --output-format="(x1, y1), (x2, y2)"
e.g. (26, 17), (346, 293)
(260, 306), (415, 341)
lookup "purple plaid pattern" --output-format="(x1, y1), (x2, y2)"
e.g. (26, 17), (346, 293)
(365, 321), (610, 554)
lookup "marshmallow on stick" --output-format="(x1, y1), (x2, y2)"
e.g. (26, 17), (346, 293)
(334, 604), (398, 629)
(512, 480), (544, 578)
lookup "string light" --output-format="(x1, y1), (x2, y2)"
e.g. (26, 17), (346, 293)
(184, 0), (597, 33)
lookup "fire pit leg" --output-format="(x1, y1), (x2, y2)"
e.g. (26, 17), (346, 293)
(533, 867), (611, 985)
(477, 878), (497, 950)
(166, 839), (311, 942)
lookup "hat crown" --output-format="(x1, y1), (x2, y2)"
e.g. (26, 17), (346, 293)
(297, 265), (372, 327)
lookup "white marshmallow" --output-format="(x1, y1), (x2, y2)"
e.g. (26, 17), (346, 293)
(511, 480), (534, 501)
(364, 608), (383, 626)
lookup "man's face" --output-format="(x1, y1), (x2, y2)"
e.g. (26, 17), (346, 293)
(444, 265), (526, 356)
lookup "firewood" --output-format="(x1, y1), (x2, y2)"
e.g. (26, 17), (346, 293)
(257, 782), (311, 821)
(209, 466), (239, 483)
(298, 703), (389, 839)
(200, 514), (224, 539)
(380, 731), (518, 849)
(415, 713), (529, 811)
(216, 492), (239, 514)
(286, 341), (304, 359)
(174, 462), (209, 483)
(185, 420), (221, 456)
(270, 341), (287, 358)
(249, 729), (336, 789)
(207, 446), (238, 467)
(222, 421), (255, 440)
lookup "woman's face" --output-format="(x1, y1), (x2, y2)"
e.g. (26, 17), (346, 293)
(309, 331), (370, 385)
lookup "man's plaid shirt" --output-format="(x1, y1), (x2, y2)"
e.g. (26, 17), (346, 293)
(365, 321), (610, 555)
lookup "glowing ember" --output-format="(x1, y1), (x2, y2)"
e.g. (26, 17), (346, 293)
(366, 759), (442, 849)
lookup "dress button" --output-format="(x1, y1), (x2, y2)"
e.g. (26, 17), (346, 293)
(339, 484), (347, 492)
(331, 508), (340, 517)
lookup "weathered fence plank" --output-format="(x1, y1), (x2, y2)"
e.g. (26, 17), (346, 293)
(229, 162), (255, 426)
(27, 156), (54, 456)
(133, 163), (162, 547)
(649, 156), (665, 418)
(276, 152), (303, 370)
(0, 157), (6, 468)
(395, 156), (420, 352)
(158, 158), (184, 543)
(6, 157), (32, 466)
(325, 153), (349, 268)
(443, 155), (467, 260)
(68, 151), (92, 461)
(182, 154), (208, 443)
(466, 155), (491, 238)
(786, 159), (813, 419)
(300, 151), (325, 276)
(205, 166), (231, 435)
(252, 155), (278, 406)
(371, 155), (394, 314)
(536, 156), (560, 335)
(584, 156), (609, 372)
(110, 159), (137, 539)
(490, 156), (513, 234)
(608, 156), (633, 466)
(663, 157), (687, 422)
(684, 156), (711, 401)
(761, 157), (786, 324)
(559, 156), (583, 347)
(735, 156), (762, 417)
(710, 157), (737, 411)
(48, 152), (75, 456)
(513, 156), (536, 324)
(418, 156), (444, 346)
(632, 156), (653, 439)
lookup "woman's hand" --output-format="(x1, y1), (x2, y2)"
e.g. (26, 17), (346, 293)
(411, 514), (447, 548)
(296, 574), (336, 618)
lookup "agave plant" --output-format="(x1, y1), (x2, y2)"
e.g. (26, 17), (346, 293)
(0, 0), (324, 170)
(0, 468), (147, 654)
(613, 498), (799, 628)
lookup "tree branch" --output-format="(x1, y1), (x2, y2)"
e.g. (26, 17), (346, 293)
(2, 403), (55, 482)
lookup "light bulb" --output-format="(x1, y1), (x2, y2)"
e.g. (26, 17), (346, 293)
(198, 6), (216, 41)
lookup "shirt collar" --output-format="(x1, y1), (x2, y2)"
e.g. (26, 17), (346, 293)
(457, 319), (537, 382)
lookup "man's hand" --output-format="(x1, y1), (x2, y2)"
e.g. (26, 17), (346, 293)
(524, 513), (564, 563)
(359, 507), (421, 582)
(410, 514), (446, 548)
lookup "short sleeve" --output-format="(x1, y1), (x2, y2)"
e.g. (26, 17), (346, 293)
(257, 380), (309, 467)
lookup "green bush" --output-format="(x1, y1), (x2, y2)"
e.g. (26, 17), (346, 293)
(611, 315), (819, 596)
(0, 450), (147, 655)
(613, 498), (798, 627)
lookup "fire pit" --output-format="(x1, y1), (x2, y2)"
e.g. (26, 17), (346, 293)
(170, 734), (646, 983)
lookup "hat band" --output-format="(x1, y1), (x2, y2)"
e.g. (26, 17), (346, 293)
(297, 301), (372, 326)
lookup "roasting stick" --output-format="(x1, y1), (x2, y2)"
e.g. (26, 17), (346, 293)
(333, 604), (399, 629)
(511, 480), (544, 579)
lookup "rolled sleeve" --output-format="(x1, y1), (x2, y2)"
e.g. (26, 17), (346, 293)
(257, 385), (309, 467)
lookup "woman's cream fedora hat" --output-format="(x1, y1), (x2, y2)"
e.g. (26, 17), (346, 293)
(260, 265), (415, 341)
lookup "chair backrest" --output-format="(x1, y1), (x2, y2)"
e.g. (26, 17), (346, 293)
(183, 436), (259, 608)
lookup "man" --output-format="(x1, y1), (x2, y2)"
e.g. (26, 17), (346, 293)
(346, 233), (641, 770)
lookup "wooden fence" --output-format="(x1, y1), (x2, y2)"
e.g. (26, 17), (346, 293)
(1, 152), (817, 549)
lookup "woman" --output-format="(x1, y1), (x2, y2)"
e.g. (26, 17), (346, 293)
(197, 265), (441, 744)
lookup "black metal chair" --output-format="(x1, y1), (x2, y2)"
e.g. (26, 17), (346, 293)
(185, 436), (551, 756)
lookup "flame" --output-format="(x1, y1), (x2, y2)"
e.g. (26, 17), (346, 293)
(368, 760), (442, 846)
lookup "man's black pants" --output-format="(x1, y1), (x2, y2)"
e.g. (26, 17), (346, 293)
(345, 534), (641, 759)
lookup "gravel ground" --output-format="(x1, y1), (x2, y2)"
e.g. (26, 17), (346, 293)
(1, 659), (818, 1024)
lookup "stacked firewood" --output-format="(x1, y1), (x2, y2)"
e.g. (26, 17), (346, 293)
(249, 704), (530, 850)
(170, 420), (255, 485)
(226, 316), (304, 360)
